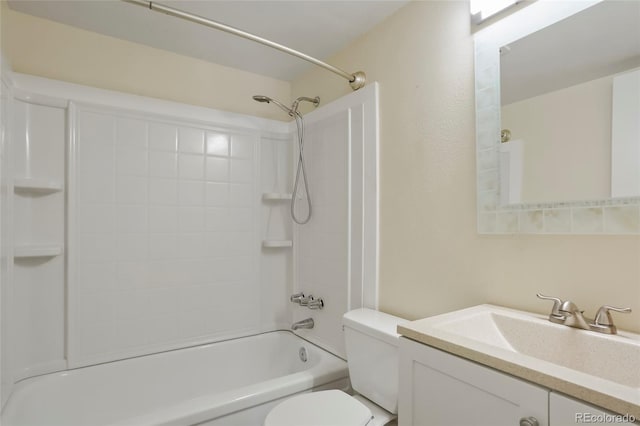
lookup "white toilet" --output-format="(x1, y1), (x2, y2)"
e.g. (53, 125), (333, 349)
(264, 308), (406, 426)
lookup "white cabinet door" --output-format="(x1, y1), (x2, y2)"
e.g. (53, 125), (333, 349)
(399, 337), (548, 426)
(550, 392), (635, 425)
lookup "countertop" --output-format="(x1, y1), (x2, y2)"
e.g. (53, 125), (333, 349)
(397, 305), (640, 420)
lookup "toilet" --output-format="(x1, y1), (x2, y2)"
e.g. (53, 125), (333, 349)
(264, 308), (406, 426)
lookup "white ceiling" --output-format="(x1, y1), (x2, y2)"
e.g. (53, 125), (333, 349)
(500, 0), (640, 105)
(8, 0), (409, 82)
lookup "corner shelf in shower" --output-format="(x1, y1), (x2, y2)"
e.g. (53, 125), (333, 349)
(262, 240), (293, 248)
(262, 192), (292, 201)
(14, 245), (64, 258)
(14, 178), (64, 194)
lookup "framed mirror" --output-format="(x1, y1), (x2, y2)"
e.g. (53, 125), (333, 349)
(474, 0), (640, 234)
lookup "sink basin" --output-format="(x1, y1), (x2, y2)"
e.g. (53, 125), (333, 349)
(433, 306), (640, 388)
(398, 304), (640, 418)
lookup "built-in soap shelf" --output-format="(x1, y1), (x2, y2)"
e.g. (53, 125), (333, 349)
(262, 192), (292, 201)
(262, 240), (293, 248)
(14, 245), (64, 258)
(262, 193), (292, 247)
(14, 178), (64, 194)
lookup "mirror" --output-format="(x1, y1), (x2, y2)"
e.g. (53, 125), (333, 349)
(499, 1), (640, 205)
(474, 0), (640, 234)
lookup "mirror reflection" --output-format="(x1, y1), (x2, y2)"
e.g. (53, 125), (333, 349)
(499, 0), (640, 205)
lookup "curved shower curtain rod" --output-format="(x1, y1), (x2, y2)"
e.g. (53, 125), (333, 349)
(121, 0), (367, 91)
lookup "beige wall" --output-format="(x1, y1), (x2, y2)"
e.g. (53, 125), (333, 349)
(1, 5), (290, 121)
(292, 1), (640, 332)
(0, 1), (8, 67)
(502, 74), (613, 203)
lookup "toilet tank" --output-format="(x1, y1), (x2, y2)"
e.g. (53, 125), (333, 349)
(342, 309), (406, 414)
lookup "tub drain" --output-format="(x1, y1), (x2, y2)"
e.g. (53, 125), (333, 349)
(299, 347), (308, 362)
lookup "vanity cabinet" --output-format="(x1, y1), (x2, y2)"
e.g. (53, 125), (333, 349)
(398, 337), (633, 426)
(550, 393), (632, 426)
(398, 337), (548, 426)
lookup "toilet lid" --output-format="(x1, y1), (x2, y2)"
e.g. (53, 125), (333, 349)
(264, 390), (373, 426)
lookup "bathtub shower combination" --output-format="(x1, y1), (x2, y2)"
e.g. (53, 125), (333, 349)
(0, 1), (379, 423)
(3, 332), (348, 426)
(0, 45), (379, 426)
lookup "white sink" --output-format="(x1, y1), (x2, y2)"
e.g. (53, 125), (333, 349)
(398, 304), (640, 418)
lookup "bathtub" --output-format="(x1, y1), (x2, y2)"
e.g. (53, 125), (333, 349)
(1, 331), (349, 426)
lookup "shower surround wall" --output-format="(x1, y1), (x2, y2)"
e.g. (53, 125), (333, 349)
(71, 106), (263, 365)
(293, 85), (380, 357)
(2, 72), (378, 396)
(11, 94), (66, 379)
(5, 73), (293, 375)
(1, 56), (13, 407)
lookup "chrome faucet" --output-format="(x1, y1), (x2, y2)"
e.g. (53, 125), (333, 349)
(290, 293), (306, 304)
(307, 298), (324, 309)
(558, 300), (590, 330)
(290, 293), (324, 310)
(537, 294), (631, 335)
(291, 293), (312, 306)
(298, 295), (313, 307)
(291, 318), (314, 330)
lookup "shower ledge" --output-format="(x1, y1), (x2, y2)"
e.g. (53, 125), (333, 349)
(14, 245), (64, 258)
(14, 178), (64, 194)
(262, 240), (293, 248)
(262, 193), (293, 201)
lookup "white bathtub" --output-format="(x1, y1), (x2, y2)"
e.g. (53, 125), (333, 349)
(1, 331), (349, 426)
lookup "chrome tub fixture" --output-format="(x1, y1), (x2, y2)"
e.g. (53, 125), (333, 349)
(291, 318), (314, 330)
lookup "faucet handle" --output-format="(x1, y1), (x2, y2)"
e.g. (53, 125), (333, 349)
(594, 305), (632, 328)
(290, 293), (305, 304)
(536, 293), (565, 321)
(307, 298), (324, 309)
(299, 295), (313, 306)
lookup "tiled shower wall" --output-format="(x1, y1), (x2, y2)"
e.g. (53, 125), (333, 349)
(295, 112), (350, 356)
(5, 75), (376, 378)
(1, 67), (12, 408)
(70, 105), (269, 366)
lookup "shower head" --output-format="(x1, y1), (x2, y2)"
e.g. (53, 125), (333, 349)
(252, 95), (320, 117)
(251, 93), (319, 225)
(252, 95), (271, 103)
(252, 95), (294, 116)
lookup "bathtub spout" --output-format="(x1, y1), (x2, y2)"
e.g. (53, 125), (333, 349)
(291, 318), (314, 330)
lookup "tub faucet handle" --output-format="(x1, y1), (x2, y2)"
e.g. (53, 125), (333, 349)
(299, 295), (313, 306)
(290, 293), (305, 304)
(307, 298), (324, 309)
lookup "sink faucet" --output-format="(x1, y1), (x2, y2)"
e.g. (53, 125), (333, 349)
(558, 300), (590, 330)
(291, 318), (314, 330)
(537, 294), (632, 334)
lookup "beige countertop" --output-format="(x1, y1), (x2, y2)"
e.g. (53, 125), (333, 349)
(397, 305), (640, 420)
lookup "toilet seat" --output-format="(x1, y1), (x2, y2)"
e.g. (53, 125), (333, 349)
(264, 390), (373, 426)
